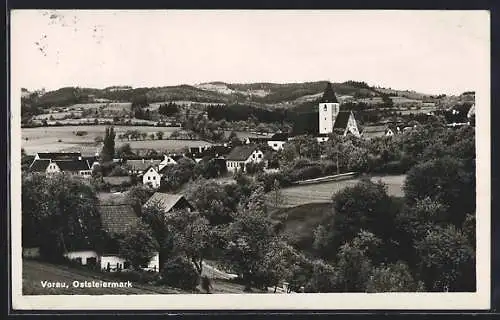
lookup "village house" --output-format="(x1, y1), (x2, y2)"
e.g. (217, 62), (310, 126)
(158, 154), (188, 171)
(225, 145), (265, 173)
(29, 158), (93, 178)
(142, 166), (162, 189)
(143, 192), (195, 213)
(125, 159), (161, 175)
(63, 202), (160, 272)
(267, 132), (289, 151)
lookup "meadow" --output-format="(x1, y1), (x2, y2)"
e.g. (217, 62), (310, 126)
(21, 125), (181, 155)
(274, 175), (406, 208)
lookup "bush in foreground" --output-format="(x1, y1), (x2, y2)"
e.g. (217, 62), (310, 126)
(159, 256), (200, 291)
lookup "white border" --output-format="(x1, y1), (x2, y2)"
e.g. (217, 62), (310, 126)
(10, 9), (491, 310)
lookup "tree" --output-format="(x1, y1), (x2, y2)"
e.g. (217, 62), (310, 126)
(186, 180), (234, 226)
(222, 188), (276, 291)
(313, 180), (397, 261)
(414, 225), (475, 292)
(156, 131), (164, 140)
(119, 219), (159, 271)
(366, 261), (424, 292)
(100, 126), (116, 163)
(22, 173), (103, 261)
(404, 156), (475, 227)
(334, 240), (372, 292)
(116, 143), (134, 158)
(159, 256), (200, 291)
(163, 209), (213, 275)
(270, 179), (284, 208)
(127, 184), (155, 215)
(21, 148), (32, 171)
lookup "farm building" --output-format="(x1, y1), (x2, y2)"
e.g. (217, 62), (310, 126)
(267, 133), (289, 151)
(125, 159), (162, 175)
(34, 152), (82, 161)
(62, 203), (160, 272)
(29, 158), (93, 178)
(143, 192), (195, 213)
(225, 145), (265, 173)
(98, 203), (160, 272)
(159, 154), (189, 170)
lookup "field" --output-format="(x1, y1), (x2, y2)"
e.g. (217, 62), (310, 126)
(117, 139), (212, 152)
(21, 126), (181, 154)
(23, 259), (250, 295)
(274, 175), (406, 208)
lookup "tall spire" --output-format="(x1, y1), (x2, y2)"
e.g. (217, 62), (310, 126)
(320, 82), (338, 103)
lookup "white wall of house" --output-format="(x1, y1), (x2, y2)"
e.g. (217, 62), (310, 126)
(101, 255), (127, 272)
(64, 250), (99, 265)
(78, 170), (93, 178)
(345, 113), (361, 137)
(143, 167), (161, 189)
(226, 149), (264, 172)
(316, 136), (330, 143)
(267, 140), (286, 151)
(159, 156), (179, 171)
(46, 162), (61, 174)
(100, 253), (160, 273)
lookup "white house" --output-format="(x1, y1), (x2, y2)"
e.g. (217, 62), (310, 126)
(142, 166), (162, 189)
(29, 159), (93, 178)
(267, 133), (288, 151)
(158, 154), (185, 171)
(225, 145), (265, 173)
(63, 203), (160, 272)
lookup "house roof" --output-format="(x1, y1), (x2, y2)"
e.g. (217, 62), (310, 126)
(98, 204), (138, 234)
(143, 192), (189, 212)
(247, 136), (272, 143)
(320, 82), (338, 103)
(226, 145), (259, 161)
(54, 159), (91, 171)
(270, 133), (289, 141)
(29, 159), (50, 172)
(36, 152), (81, 160)
(126, 159), (161, 171)
(333, 111), (352, 130)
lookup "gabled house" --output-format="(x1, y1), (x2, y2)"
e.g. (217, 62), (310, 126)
(99, 203), (159, 272)
(143, 192), (195, 213)
(159, 154), (187, 171)
(29, 158), (93, 177)
(143, 166), (162, 189)
(34, 152), (82, 161)
(267, 133), (289, 151)
(125, 159), (161, 175)
(63, 203), (160, 272)
(225, 145), (265, 173)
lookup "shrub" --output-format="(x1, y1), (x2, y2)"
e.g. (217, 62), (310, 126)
(159, 256), (200, 291)
(110, 270), (161, 285)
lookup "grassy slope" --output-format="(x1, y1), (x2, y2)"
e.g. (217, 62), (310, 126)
(274, 175), (406, 208)
(23, 259), (249, 295)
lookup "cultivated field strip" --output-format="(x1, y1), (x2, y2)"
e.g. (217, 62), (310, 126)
(276, 175), (406, 207)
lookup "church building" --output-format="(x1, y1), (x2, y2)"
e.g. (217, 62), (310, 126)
(317, 82), (361, 142)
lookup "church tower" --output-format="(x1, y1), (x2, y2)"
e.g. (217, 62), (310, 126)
(319, 82), (340, 135)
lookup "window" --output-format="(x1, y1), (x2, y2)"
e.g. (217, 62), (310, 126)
(87, 257), (97, 266)
(252, 154), (256, 158)
(153, 176), (156, 180)
(148, 176), (151, 180)
(323, 105), (328, 111)
(258, 154), (262, 158)
(274, 143), (277, 147)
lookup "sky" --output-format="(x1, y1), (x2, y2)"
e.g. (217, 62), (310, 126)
(10, 10), (490, 95)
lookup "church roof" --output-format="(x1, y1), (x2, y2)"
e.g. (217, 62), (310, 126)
(320, 82), (338, 103)
(333, 111), (352, 130)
